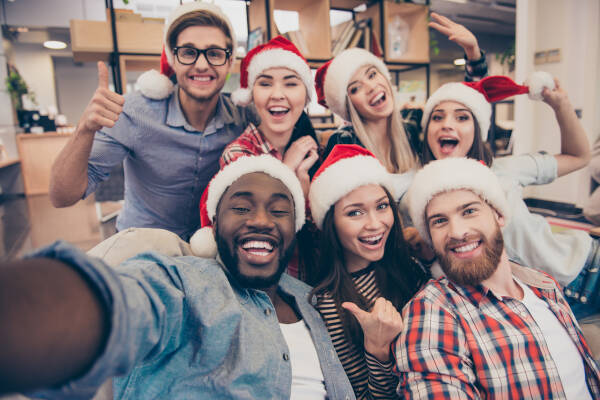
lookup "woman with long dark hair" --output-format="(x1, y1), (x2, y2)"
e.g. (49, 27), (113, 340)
(308, 144), (429, 399)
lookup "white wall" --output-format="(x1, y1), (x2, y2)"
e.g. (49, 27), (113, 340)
(53, 57), (98, 126)
(12, 43), (58, 113)
(3, 0), (106, 27)
(514, 0), (600, 205)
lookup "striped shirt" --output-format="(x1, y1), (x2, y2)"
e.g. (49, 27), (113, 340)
(394, 263), (600, 399)
(315, 265), (399, 399)
(220, 123), (282, 168)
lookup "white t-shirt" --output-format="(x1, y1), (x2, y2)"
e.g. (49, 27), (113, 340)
(516, 278), (592, 400)
(279, 320), (327, 400)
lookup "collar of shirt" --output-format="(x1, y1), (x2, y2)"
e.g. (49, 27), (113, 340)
(447, 262), (560, 307)
(166, 87), (232, 135)
(246, 123), (282, 158)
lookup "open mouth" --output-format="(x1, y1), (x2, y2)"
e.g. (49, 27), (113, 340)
(239, 238), (277, 257)
(448, 240), (482, 258)
(438, 137), (459, 153)
(190, 75), (214, 82)
(268, 106), (290, 117)
(369, 92), (387, 107)
(358, 233), (384, 246)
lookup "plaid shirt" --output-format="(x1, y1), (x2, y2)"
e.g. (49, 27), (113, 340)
(394, 263), (600, 399)
(220, 123), (282, 168)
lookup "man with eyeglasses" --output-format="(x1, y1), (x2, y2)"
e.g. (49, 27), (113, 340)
(50, 2), (257, 241)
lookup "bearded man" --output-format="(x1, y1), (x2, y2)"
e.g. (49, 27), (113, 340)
(395, 157), (600, 400)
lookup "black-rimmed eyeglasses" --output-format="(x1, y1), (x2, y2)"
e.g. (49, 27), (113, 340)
(172, 46), (231, 67)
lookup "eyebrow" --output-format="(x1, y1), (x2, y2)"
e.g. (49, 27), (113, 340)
(427, 201), (481, 223)
(342, 195), (387, 211)
(347, 66), (376, 88)
(177, 42), (225, 49)
(229, 191), (291, 203)
(256, 74), (300, 80)
(432, 107), (471, 113)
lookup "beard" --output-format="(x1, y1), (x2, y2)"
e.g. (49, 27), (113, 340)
(438, 225), (504, 287)
(215, 228), (297, 290)
(178, 79), (222, 103)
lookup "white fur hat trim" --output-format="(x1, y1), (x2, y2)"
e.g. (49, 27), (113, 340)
(526, 71), (555, 101)
(308, 155), (396, 229)
(406, 157), (510, 245)
(164, 2), (236, 66)
(231, 48), (313, 106)
(136, 69), (175, 100)
(207, 154), (306, 231)
(324, 48), (390, 121)
(422, 82), (492, 141)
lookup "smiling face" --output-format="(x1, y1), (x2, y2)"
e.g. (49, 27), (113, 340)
(214, 172), (296, 289)
(426, 189), (505, 286)
(172, 25), (233, 103)
(333, 184), (394, 273)
(426, 100), (476, 160)
(252, 67), (307, 144)
(347, 65), (394, 122)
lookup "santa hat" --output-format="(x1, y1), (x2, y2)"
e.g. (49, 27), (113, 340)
(190, 154), (306, 258)
(309, 144), (396, 229)
(136, 2), (236, 100)
(230, 35), (313, 106)
(406, 157), (510, 245)
(422, 72), (555, 141)
(315, 48), (390, 121)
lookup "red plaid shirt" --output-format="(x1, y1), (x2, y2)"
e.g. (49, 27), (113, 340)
(220, 123), (282, 168)
(394, 263), (600, 399)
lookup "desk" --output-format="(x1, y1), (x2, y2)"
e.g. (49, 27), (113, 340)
(16, 132), (71, 195)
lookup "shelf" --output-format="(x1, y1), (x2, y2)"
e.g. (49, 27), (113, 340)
(70, 19), (163, 62)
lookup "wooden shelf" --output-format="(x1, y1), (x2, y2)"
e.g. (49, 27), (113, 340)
(70, 19), (163, 62)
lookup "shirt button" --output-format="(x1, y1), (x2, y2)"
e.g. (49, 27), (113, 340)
(283, 353), (289, 361)
(264, 308), (272, 316)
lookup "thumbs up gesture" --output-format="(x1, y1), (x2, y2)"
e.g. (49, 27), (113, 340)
(342, 297), (403, 362)
(79, 62), (125, 135)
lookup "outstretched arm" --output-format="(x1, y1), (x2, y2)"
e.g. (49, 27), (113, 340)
(543, 78), (591, 176)
(0, 258), (108, 394)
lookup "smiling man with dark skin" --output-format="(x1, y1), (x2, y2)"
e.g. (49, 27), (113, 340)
(0, 155), (355, 400)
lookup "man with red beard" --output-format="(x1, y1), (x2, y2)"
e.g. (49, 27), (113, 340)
(395, 157), (600, 399)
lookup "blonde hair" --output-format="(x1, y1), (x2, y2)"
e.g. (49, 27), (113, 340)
(347, 94), (418, 173)
(167, 10), (233, 51)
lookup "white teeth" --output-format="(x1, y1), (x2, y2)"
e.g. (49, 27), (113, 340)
(241, 240), (273, 251)
(370, 92), (384, 105)
(453, 242), (479, 253)
(192, 76), (211, 81)
(360, 233), (384, 244)
(269, 106), (289, 112)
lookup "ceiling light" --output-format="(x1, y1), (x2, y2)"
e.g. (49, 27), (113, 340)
(453, 58), (466, 66)
(43, 40), (67, 50)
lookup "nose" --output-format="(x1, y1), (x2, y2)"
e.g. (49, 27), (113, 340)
(247, 207), (274, 230)
(441, 115), (455, 130)
(364, 210), (382, 230)
(447, 216), (469, 241)
(270, 82), (285, 100)
(194, 52), (210, 69)
(364, 79), (377, 93)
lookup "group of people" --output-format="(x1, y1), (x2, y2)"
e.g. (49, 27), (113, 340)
(1, 2), (599, 399)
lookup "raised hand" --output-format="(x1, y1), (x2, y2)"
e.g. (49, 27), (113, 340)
(342, 297), (403, 362)
(283, 136), (319, 196)
(541, 78), (569, 111)
(429, 12), (481, 61)
(79, 62), (125, 135)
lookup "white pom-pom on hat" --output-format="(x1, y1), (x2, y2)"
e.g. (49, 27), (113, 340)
(136, 69), (175, 100)
(526, 71), (555, 101)
(189, 227), (218, 258)
(230, 88), (252, 106)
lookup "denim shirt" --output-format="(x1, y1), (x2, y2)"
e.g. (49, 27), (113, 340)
(84, 89), (257, 240)
(29, 242), (356, 400)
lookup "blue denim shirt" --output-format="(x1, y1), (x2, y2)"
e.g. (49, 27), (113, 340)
(84, 89), (257, 240)
(29, 242), (356, 400)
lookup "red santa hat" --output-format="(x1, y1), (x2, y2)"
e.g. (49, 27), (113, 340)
(406, 157), (510, 245)
(308, 144), (396, 229)
(190, 154), (306, 258)
(230, 35), (313, 106)
(314, 48), (390, 121)
(136, 1), (236, 100)
(422, 72), (555, 141)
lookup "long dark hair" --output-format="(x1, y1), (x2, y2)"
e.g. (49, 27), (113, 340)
(285, 110), (321, 177)
(420, 111), (493, 166)
(308, 187), (429, 347)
